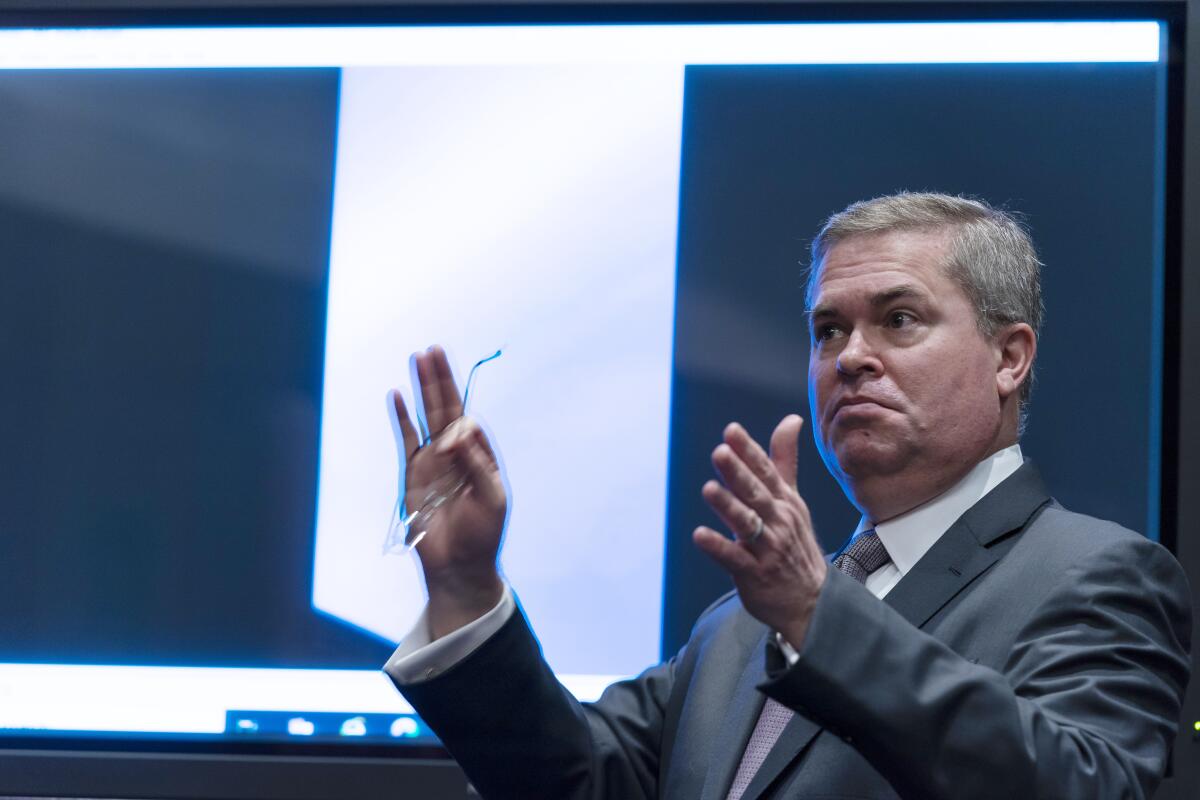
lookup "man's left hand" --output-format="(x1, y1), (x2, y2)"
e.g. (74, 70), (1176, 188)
(693, 415), (829, 650)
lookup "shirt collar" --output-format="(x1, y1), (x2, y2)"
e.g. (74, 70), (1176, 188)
(853, 444), (1024, 576)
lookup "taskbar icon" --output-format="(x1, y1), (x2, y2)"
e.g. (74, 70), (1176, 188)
(225, 710), (434, 742)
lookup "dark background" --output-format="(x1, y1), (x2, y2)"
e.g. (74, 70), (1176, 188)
(663, 61), (1164, 654)
(0, 63), (1166, 671)
(0, 69), (394, 667)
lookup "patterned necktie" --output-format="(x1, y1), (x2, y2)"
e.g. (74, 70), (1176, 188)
(724, 530), (891, 800)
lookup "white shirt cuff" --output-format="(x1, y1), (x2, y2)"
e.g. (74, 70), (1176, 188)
(383, 585), (515, 684)
(775, 631), (800, 667)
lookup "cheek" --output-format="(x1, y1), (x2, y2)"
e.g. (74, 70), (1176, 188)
(947, 342), (1001, 395)
(807, 356), (826, 401)
(888, 344), (996, 415)
(909, 352), (998, 430)
(807, 359), (837, 438)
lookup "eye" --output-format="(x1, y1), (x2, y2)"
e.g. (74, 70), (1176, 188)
(886, 310), (915, 329)
(813, 323), (843, 343)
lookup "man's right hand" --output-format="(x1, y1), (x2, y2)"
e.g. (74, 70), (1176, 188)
(390, 345), (507, 640)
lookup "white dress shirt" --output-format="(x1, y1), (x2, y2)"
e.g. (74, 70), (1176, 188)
(385, 445), (1024, 684)
(862, 443), (1024, 599)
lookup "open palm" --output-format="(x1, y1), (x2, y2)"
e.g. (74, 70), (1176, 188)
(390, 346), (507, 580)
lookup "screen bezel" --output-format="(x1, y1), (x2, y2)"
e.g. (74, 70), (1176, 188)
(0, 3), (1186, 798)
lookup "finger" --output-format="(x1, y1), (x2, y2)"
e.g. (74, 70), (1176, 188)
(693, 525), (757, 574)
(410, 351), (434, 441)
(389, 389), (420, 460)
(429, 344), (465, 426)
(723, 422), (786, 497)
(769, 415), (804, 490)
(443, 419), (505, 507)
(712, 441), (773, 515)
(701, 480), (762, 542)
(415, 349), (449, 439)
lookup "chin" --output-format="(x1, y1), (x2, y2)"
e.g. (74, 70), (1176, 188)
(830, 432), (912, 479)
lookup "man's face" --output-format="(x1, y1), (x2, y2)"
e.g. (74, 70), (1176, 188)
(806, 229), (1005, 512)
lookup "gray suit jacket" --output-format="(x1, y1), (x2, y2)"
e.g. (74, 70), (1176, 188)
(396, 463), (1192, 799)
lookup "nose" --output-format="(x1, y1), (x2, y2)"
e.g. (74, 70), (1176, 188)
(836, 329), (883, 377)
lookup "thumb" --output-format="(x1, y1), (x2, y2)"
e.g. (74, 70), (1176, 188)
(769, 414), (804, 490)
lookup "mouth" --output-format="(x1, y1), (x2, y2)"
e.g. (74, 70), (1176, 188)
(831, 396), (893, 420)
(838, 394), (890, 409)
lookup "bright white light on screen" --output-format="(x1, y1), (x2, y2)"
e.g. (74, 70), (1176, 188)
(312, 64), (682, 677)
(0, 664), (412, 734)
(0, 22), (1161, 69)
(0, 664), (622, 734)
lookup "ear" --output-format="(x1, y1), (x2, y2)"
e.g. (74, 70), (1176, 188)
(995, 322), (1036, 400)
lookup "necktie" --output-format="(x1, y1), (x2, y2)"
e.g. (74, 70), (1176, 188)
(724, 530), (890, 800)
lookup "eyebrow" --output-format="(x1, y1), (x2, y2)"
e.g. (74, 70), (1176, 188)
(806, 284), (928, 322)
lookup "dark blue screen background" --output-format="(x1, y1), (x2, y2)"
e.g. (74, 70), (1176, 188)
(0, 62), (1167, 671)
(664, 63), (1164, 654)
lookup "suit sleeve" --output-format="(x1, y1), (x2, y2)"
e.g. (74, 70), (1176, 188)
(392, 603), (677, 800)
(762, 538), (1193, 800)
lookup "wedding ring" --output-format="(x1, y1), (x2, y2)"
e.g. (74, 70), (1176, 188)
(745, 514), (765, 545)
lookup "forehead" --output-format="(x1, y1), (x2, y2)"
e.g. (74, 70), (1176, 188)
(809, 229), (955, 307)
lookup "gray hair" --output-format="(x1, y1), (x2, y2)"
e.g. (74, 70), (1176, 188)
(807, 191), (1044, 425)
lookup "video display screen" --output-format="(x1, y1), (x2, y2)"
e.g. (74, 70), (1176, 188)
(0, 20), (1167, 746)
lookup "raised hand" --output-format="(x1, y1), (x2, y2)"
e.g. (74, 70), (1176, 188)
(692, 415), (829, 649)
(390, 345), (507, 639)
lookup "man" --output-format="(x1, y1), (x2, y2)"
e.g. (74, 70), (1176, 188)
(383, 193), (1192, 799)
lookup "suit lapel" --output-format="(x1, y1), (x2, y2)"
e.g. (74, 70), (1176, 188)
(884, 461), (1051, 628)
(700, 630), (772, 800)
(736, 710), (821, 800)
(882, 524), (1000, 628)
(701, 630), (824, 800)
